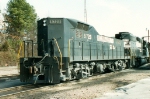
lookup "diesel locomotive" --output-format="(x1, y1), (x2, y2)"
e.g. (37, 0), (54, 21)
(20, 17), (149, 84)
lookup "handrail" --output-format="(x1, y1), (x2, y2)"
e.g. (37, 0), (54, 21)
(17, 41), (23, 59)
(68, 39), (74, 63)
(23, 40), (33, 57)
(68, 39), (71, 63)
(53, 38), (62, 69)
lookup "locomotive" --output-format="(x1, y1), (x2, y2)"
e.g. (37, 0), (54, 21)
(20, 17), (149, 84)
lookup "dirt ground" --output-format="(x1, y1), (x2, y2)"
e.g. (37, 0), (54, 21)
(8, 65), (150, 99)
(0, 66), (19, 77)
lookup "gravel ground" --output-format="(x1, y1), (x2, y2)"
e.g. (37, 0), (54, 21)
(10, 68), (150, 99)
(1, 65), (150, 99)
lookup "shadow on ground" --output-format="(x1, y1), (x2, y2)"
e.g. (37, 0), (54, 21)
(138, 63), (150, 70)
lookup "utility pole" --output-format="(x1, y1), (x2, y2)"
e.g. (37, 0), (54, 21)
(146, 28), (149, 42)
(145, 28), (150, 62)
(148, 29), (149, 43)
(84, 0), (87, 23)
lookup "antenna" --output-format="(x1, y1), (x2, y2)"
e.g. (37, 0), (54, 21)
(48, 10), (50, 17)
(84, 0), (87, 23)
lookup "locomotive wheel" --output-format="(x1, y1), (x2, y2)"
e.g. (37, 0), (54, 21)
(111, 65), (115, 72)
(76, 70), (82, 80)
(122, 62), (126, 70)
(99, 64), (104, 73)
(107, 64), (115, 72)
(90, 69), (93, 76)
(118, 66), (122, 71)
(125, 60), (131, 69)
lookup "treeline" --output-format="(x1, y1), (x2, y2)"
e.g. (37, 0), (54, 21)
(0, 0), (38, 66)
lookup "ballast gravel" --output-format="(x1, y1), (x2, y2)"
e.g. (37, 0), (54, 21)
(1, 64), (150, 99)
(21, 68), (150, 99)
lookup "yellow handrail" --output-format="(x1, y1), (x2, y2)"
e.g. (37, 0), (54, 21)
(68, 39), (71, 63)
(53, 38), (62, 69)
(17, 41), (23, 59)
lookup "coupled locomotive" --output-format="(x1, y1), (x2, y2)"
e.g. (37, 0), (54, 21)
(20, 18), (149, 84)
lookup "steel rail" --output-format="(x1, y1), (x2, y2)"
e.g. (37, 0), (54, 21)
(0, 84), (45, 98)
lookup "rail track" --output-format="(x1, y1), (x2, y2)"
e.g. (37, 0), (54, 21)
(0, 74), (19, 82)
(0, 77), (78, 99)
(0, 84), (47, 98)
(0, 74), (105, 98)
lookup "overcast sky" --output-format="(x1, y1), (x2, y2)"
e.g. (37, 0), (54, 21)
(0, 0), (150, 38)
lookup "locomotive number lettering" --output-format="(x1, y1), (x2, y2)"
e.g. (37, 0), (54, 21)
(76, 30), (82, 38)
(84, 34), (91, 39)
(50, 19), (61, 24)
